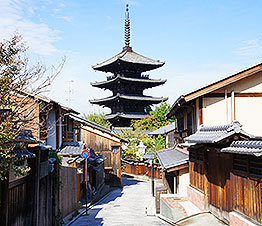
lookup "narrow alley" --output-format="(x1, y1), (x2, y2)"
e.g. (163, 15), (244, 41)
(70, 175), (168, 226)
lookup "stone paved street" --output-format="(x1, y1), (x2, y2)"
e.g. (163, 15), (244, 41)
(70, 175), (168, 226)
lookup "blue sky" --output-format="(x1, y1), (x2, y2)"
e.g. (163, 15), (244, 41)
(1, 0), (262, 115)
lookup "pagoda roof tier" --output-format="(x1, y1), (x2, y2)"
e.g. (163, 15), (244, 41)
(90, 94), (167, 106)
(105, 112), (146, 120)
(92, 48), (164, 73)
(91, 75), (167, 89)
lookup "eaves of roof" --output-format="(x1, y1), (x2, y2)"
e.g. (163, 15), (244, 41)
(69, 114), (127, 142)
(91, 75), (166, 87)
(167, 63), (262, 118)
(92, 48), (164, 71)
(90, 94), (167, 104)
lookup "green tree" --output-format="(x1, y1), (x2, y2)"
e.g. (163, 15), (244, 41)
(0, 35), (62, 179)
(131, 101), (175, 131)
(83, 112), (112, 129)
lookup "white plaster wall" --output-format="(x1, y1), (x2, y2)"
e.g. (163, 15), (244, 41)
(178, 168), (189, 197)
(46, 109), (57, 150)
(235, 97), (262, 136)
(202, 97), (227, 126)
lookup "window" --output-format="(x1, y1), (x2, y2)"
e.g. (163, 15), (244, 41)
(189, 149), (204, 162)
(177, 117), (184, 132)
(187, 112), (192, 135)
(233, 154), (262, 177)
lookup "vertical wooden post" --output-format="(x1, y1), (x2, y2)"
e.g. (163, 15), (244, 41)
(199, 97), (203, 125)
(151, 160), (155, 197)
(33, 150), (40, 226)
(0, 173), (9, 226)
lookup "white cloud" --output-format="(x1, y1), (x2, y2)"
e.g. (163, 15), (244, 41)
(58, 16), (73, 23)
(0, 0), (61, 55)
(236, 40), (262, 56)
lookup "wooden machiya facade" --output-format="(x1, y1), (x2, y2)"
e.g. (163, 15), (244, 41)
(184, 122), (262, 225)
(90, 4), (167, 127)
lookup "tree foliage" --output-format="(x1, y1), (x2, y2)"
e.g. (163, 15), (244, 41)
(83, 112), (112, 129)
(121, 102), (174, 159)
(0, 35), (63, 179)
(131, 101), (175, 131)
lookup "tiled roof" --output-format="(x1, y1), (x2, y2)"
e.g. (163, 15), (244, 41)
(92, 49), (164, 72)
(149, 123), (177, 135)
(184, 121), (253, 144)
(105, 112), (146, 120)
(69, 114), (126, 142)
(59, 142), (85, 156)
(156, 148), (188, 170)
(90, 94), (167, 105)
(221, 140), (262, 157)
(10, 149), (36, 160)
(91, 75), (166, 88)
(14, 130), (40, 144)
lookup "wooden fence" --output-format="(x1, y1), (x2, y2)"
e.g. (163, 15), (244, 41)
(59, 166), (78, 218)
(122, 161), (162, 179)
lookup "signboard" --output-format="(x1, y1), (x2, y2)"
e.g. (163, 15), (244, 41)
(81, 149), (90, 159)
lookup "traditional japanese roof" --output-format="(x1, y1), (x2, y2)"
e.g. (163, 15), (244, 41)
(92, 49), (164, 73)
(10, 149), (36, 160)
(90, 94), (167, 105)
(69, 114), (126, 142)
(91, 75), (166, 89)
(221, 140), (262, 157)
(58, 141), (85, 156)
(149, 122), (177, 136)
(13, 130), (41, 144)
(167, 62), (262, 118)
(184, 121), (253, 145)
(156, 148), (188, 170)
(105, 112), (146, 120)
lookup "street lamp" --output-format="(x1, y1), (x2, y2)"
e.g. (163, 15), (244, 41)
(137, 140), (146, 161)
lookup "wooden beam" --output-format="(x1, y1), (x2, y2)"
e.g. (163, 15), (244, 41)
(199, 97), (203, 125)
(166, 163), (188, 173)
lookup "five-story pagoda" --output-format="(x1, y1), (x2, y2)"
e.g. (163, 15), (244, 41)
(90, 4), (167, 127)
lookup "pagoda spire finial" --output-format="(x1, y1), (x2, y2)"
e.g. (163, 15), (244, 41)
(124, 4), (132, 50)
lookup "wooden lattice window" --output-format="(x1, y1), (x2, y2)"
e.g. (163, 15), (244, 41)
(189, 149), (204, 162)
(233, 154), (262, 177)
(249, 156), (262, 177)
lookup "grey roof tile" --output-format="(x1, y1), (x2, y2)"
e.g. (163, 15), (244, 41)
(59, 142), (85, 156)
(10, 149), (36, 160)
(184, 121), (253, 144)
(156, 148), (188, 170)
(149, 123), (177, 135)
(92, 49), (164, 71)
(221, 140), (262, 156)
(91, 75), (166, 88)
(90, 94), (167, 104)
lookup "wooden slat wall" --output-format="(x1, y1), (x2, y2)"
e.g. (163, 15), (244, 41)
(189, 161), (206, 193)
(231, 173), (262, 224)
(59, 166), (78, 218)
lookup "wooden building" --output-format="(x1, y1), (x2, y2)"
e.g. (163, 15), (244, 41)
(166, 62), (262, 140)
(156, 147), (189, 197)
(90, 4), (167, 127)
(69, 114), (125, 187)
(0, 130), (56, 226)
(183, 121), (262, 225)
